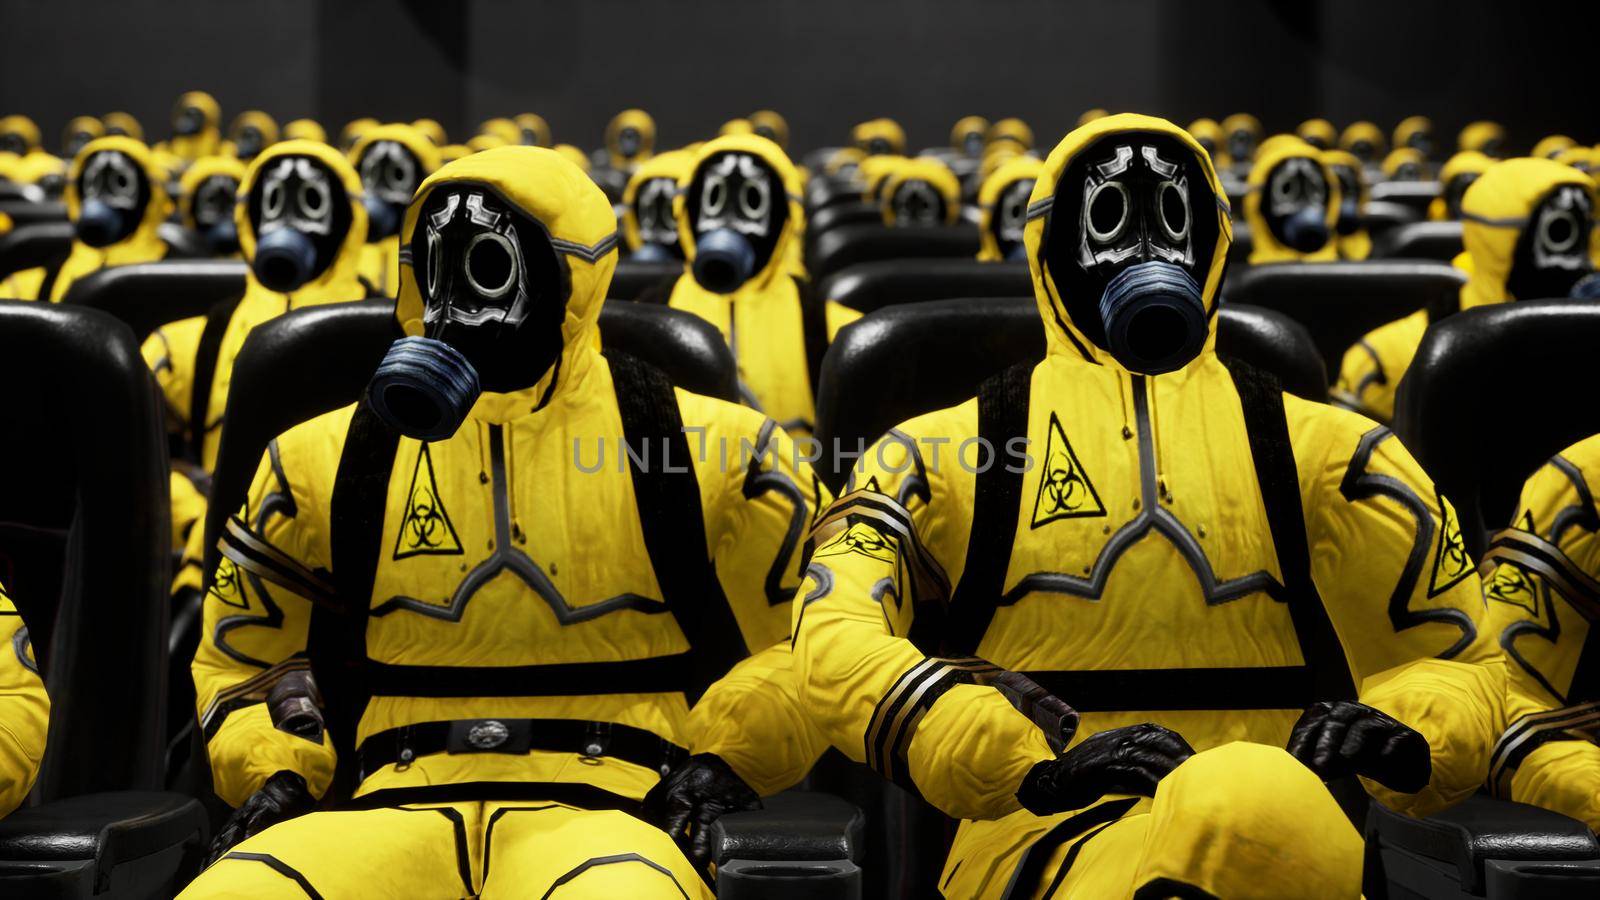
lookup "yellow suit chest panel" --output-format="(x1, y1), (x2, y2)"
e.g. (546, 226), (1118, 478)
(364, 409), (683, 670)
(979, 363), (1300, 673)
(670, 277), (815, 433)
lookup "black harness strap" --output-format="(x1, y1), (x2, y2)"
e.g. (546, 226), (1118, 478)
(1000, 797), (1140, 900)
(796, 275), (831, 398)
(936, 361), (1032, 656)
(188, 294), (245, 459)
(607, 349), (747, 702)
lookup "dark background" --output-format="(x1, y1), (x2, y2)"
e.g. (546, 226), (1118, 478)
(1, 0), (1589, 157)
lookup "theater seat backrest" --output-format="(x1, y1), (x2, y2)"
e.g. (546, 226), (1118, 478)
(1370, 221), (1464, 263)
(808, 202), (882, 238)
(821, 259), (1030, 312)
(809, 223), (980, 282)
(1369, 181), (1441, 219)
(1394, 300), (1600, 558)
(610, 259), (684, 301)
(0, 220), (73, 282)
(814, 297), (1326, 490)
(0, 200), (68, 226)
(59, 260), (249, 340)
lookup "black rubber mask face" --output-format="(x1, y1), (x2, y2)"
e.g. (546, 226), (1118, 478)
(192, 175), (239, 229)
(412, 186), (568, 393)
(688, 152), (786, 275)
(173, 102), (206, 137)
(76, 150), (150, 245)
(1227, 130), (1255, 163)
(1507, 184), (1594, 301)
(991, 177), (1036, 258)
(0, 132), (27, 156)
(889, 179), (947, 226)
(1043, 133), (1218, 349)
(247, 155), (351, 279)
(63, 128), (96, 158)
(616, 127), (643, 159)
(1263, 157), (1331, 251)
(360, 140), (422, 208)
(233, 125), (266, 160)
(634, 176), (681, 252)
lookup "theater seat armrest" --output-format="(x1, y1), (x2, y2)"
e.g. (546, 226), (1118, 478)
(0, 791), (208, 891)
(711, 790), (864, 865)
(1367, 793), (1600, 895)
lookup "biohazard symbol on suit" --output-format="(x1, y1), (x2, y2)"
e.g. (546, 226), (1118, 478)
(1031, 412), (1107, 528)
(393, 443), (462, 559)
(1429, 493), (1474, 597)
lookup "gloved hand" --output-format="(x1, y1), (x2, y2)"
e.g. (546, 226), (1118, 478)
(204, 770), (315, 867)
(1287, 700), (1431, 793)
(643, 753), (761, 875)
(1016, 723), (1195, 815)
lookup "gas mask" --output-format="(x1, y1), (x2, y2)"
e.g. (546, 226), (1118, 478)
(1263, 157), (1331, 253)
(0, 132), (26, 156)
(1442, 173), (1479, 220)
(616, 127), (643, 160)
(1044, 134), (1219, 375)
(63, 126), (97, 159)
(865, 137), (894, 156)
(1329, 164), (1362, 236)
(233, 125), (267, 161)
(688, 152), (785, 294)
(368, 186), (568, 441)
(1390, 159), (1424, 182)
(1506, 184), (1595, 301)
(631, 176), (681, 262)
(889, 179), (947, 227)
(1347, 139), (1378, 164)
(192, 174), (241, 255)
(1227, 129), (1255, 165)
(75, 150), (148, 248)
(172, 101), (206, 138)
(1405, 131), (1432, 158)
(247, 156), (351, 293)
(992, 177), (1036, 261)
(358, 140), (422, 241)
(961, 129), (986, 158)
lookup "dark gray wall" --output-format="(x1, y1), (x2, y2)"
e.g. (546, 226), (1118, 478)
(1, 0), (1590, 157)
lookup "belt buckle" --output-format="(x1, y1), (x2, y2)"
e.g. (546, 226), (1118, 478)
(447, 718), (533, 755)
(581, 721), (613, 760)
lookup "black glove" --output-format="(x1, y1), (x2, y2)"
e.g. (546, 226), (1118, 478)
(1287, 700), (1431, 793)
(643, 753), (761, 875)
(204, 770), (315, 867)
(1016, 723), (1195, 815)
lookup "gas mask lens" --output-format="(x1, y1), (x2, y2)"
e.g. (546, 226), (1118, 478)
(76, 150), (145, 247)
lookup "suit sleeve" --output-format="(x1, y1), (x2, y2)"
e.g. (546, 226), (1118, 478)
(0, 584), (48, 818)
(686, 410), (830, 795)
(1331, 336), (1395, 423)
(1298, 405), (1504, 818)
(191, 436), (338, 808)
(791, 419), (1058, 821)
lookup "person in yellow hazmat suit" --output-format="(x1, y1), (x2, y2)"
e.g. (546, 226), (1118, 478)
(976, 155), (1044, 262)
(878, 157), (962, 227)
(225, 111), (279, 162)
(60, 115), (103, 159)
(1394, 115), (1434, 158)
(1339, 120), (1386, 167)
(1460, 120), (1507, 158)
(411, 118), (448, 146)
(1185, 118), (1229, 170)
(0, 580), (49, 819)
(283, 119), (326, 145)
(0, 136), (175, 302)
(350, 123), (441, 295)
(164, 91), (223, 163)
(0, 115), (67, 190)
(663, 135), (860, 437)
(178, 145), (829, 898)
(1244, 135), (1339, 264)
(1296, 117), (1337, 150)
(1222, 112), (1263, 169)
(339, 117), (378, 152)
(1322, 147), (1372, 260)
(791, 113), (1507, 899)
(750, 110), (789, 150)
(144, 140), (372, 556)
(857, 153), (907, 204)
(719, 118), (754, 137)
(853, 117), (907, 157)
(103, 111), (143, 141)
(515, 112), (551, 147)
(1335, 158), (1596, 422)
(1429, 150), (1493, 220)
(177, 155), (247, 258)
(478, 117), (522, 146)
(606, 108), (656, 172)
(1480, 435), (1600, 832)
(1533, 135), (1577, 160)
(987, 117), (1034, 155)
(0, 115), (42, 158)
(951, 116), (990, 159)
(621, 149), (693, 262)
(1383, 146), (1428, 182)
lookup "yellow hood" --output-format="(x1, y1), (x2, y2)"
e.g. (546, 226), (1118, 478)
(879, 157), (961, 226)
(177, 154), (246, 230)
(1394, 116), (1432, 153)
(988, 118), (1034, 152)
(857, 154), (907, 201)
(672, 134), (803, 292)
(479, 118), (522, 145)
(1222, 113), (1262, 161)
(1555, 146), (1598, 174)
(823, 147), (864, 176)
(606, 109), (656, 169)
(950, 116), (989, 154)
(750, 110), (789, 150)
(340, 117), (379, 151)
(1296, 118), (1337, 149)
(1533, 135), (1577, 160)
(621, 149), (693, 251)
(1459, 157), (1595, 309)
(65, 136), (174, 246)
(226, 110), (280, 157)
(411, 119), (447, 146)
(719, 118), (754, 137)
(102, 111), (143, 141)
(1024, 113), (1232, 368)
(62, 116), (104, 154)
(0, 115), (42, 154)
(395, 147), (619, 417)
(552, 144), (588, 171)
(1459, 120), (1506, 156)
(350, 123), (442, 183)
(1382, 147), (1427, 180)
(1322, 148), (1371, 260)
(1339, 121), (1385, 160)
(235, 140), (369, 299)
(284, 119), (326, 144)
(1245, 136), (1339, 263)
(852, 118), (906, 155)
(1429, 151), (1493, 220)
(170, 91), (222, 161)
(978, 155), (1045, 260)
(515, 113), (551, 148)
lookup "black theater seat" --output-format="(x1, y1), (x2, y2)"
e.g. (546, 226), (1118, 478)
(608, 259), (683, 301)
(1361, 200), (1420, 236)
(804, 176), (863, 213)
(0, 303), (207, 898)
(1228, 221), (1253, 266)
(1369, 181), (1441, 219)
(58, 260), (249, 340)
(714, 791), (865, 899)
(809, 223), (980, 282)
(0, 220), (73, 283)
(0, 200), (69, 226)
(1223, 260), (1465, 379)
(1371, 220), (1465, 263)
(822, 258), (1030, 311)
(812, 297), (1326, 491)
(808, 201), (881, 237)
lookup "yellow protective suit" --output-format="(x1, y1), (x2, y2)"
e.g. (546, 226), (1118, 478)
(61, 116), (104, 157)
(952, 116), (990, 157)
(180, 146), (828, 898)
(1335, 158), (1595, 422)
(552, 144), (588, 171)
(878, 158), (961, 227)
(792, 114), (1505, 899)
(103, 111), (143, 141)
(1340, 120), (1386, 165)
(621, 149), (693, 255)
(1245, 136), (1340, 264)
(1482, 435), (1600, 831)
(145, 140), (370, 559)
(1460, 120), (1506, 157)
(515, 113), (551, 148)
(1382, 147), (1427, 181)
(0, 580), (49, 818)
(1429, 151), (1493, 221)
(411, 119), (447, 146)
(1322, 148), (1372, 260)
(0, 115), (43, 157)
(165, 91), (223, 163)
(857, 154), (907, 203)
(1533, 135), (1577, 160)
(1185, 118), (1230, 171)
(225, 111), (280, 161)
(666, 135), (861, 436)
(467, 134), (508, 154)
(349, 124), (441, 296)
(1296, 118), (1337, 150)
(750, 110), (789, 150)
(853, 118), (907, 157)
(339, 118), (378, 152)
(1222, 112), (1263, 166)
(719, 118), (754, 137)
(176, 155), (246, 259)
(606, 109), (656, 171)
(283, 119), (326, 145)
(987, 118), (1034, 155)
(976, 156), (1043, 262)
(478, 117), (521, 146)
(1394, 116), (1433, 157)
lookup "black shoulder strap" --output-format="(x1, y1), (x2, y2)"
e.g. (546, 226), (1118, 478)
(938, 361), (1032, 657)
(795, 275), (830, 397)
(1225, 357), (1357, 701)
(317, 399), (401, 786)
(607, 349), (747, 702)
(188, 294), (245, 458)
